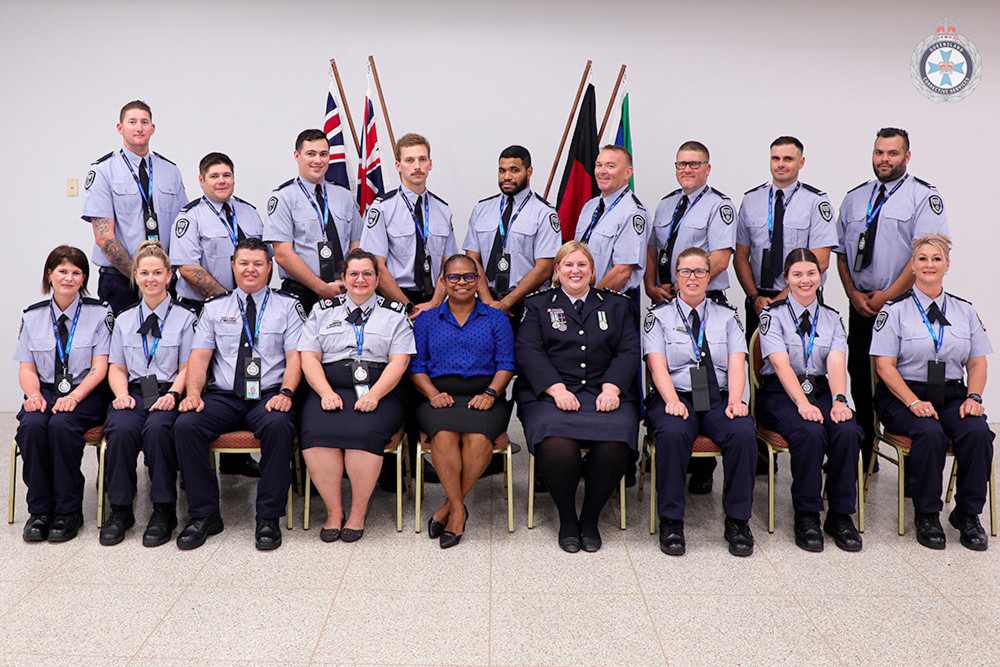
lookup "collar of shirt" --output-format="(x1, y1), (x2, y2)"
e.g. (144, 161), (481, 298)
(912, 287), (945, 312)
(438, 299), (489, 327)
(51, 293), (81, 319)
(560, 287), (590, 304)
(345, 293), (378, 317)
(203, 194), (232, 209)
(235, 285), (269, 303)
(121, 146), (149, 167)
(400, 183), (429, 203)
(297, 176), (324, 198)
(140, 296), (171, 322)
(509, 188), (532, 207)
(877, 174), (906, 191)
(787, 295), (818, 321)
(675, 297), (707, 321)
(601, 184), (630, 205)
(772, 180), (799, 197)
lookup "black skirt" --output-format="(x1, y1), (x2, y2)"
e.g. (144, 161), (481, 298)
(415, 374), (511, 442)
(300, 362), (406, 454)
(517, 391), (639, 455)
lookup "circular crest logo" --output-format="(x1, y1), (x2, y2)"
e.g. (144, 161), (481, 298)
(911, 19), (982, 103)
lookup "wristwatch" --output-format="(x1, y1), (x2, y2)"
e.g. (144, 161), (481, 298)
(483, 387), (498, 398)
(279, 387), (295, 399)
(166, 390), (182, 402)
(745, 294), (760, 308)
(834, 394), (849, 404)
(967, 393), (983, 404)
(404, 302), (416, 314)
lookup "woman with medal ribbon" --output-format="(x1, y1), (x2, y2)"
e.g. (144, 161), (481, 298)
(298, 249), (415, 542)
(101, 241), (197, 547)
(643, 247), (757, 557)
(14, 246), (113, 543)
(515, 241), (640, 553)
(410, 255), (515, 548)
(756, 248), (864, 553)
(872, 234), (994, 551)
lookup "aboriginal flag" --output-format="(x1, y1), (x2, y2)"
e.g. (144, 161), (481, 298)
(555, 83), (599, 241)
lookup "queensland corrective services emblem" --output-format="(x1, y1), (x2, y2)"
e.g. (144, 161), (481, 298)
(911, 19), (981, 103)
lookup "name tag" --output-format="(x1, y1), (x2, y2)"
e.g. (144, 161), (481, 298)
(690, 366), (712, 412)
(926, 360), (946, 409)
(244, 356), (261, 401)
(318, 241), (337, 282)
(352, 359), (370, 399)
(140, 374), (160, 410)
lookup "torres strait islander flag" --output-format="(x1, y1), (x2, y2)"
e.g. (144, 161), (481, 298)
(555, 81), (600, 241)
(604, 73), (634, 191)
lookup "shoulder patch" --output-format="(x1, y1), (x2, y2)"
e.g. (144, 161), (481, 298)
(549, 213), (561, 233)
(180, 198), (200, 212)
(631, 193), (646, 211)
(913, 176), (934, 189)
(152, 151), (176, 166)
(758, 313), (771, 335)
(429, 191), (448, 206)
(719, 204), (735, 225)
(174, 218), (190, 238)
(643, 312), (656, 333)
(744, 183), (768, 196)
(366, 207), (381, 228)
(534, 192), (553, 207)
(800, 182), (825, 196)
(233, 196), (257, 210)
(818, 201), (833, 222)
(848, 180), (870, 194)
(275, 178), (295, 191)
(295, 301), (307, 321)
(660, 188), (683, 201)
(928, 195), (943, 215)
(23, 299), (50, 313)
(84, 170), (96, 190)
(710, 187), (731, 200)
(267, 196), (279, 216)
(105, 311), (115, 332)
(632, 214), (646, 234)
(733, 310), (744, 332)
(874, 311), (888, 332)
(91, 151), (114, 165)
(478, 193), (501, 204)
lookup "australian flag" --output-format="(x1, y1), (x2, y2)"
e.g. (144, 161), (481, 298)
(357, 90), (385, 217)
(324, 77), (350, 188)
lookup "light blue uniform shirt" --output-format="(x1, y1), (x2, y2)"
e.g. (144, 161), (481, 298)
(758, 297), (847, 376)
(298, 293), (415, 364)
(109, 298), (197, 381)
(574, 185), (649, 292)
(14, 295), (113, 384)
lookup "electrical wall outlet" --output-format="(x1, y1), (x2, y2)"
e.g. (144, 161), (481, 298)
(67, 178), (79, 196)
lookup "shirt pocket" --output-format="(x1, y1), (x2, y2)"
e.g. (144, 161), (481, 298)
(27, 336), (56, 381)
(257, 318), (288, 359)
(214, 322), (243, 359)
(946, 323), (972, 366)
(783, 214), (810, 249)
(112, 180), (141, 215)
(203, 226), (236, 263)
(292, 204), (322, 244)
(507, 229), (534, 257)
(362, 329), (392, 361)
(900, 322), (934, 362)
(123, 342), (149, 374)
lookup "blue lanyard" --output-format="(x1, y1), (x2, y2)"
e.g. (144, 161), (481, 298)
(581, 189), (628, 243)
(401, 191), (431, 243)
(864, 176), (907, 231)
(676, 301), (707, 365)
(51, 300), (83, 371)
(120, 150), (153, 208)
(498, 194), (531, 249)
(767, 183), (800, 244)
(911, 294), (945, 357)
(236, 290), (270, 356)
(352, 322), (366, 358)
(670, 186), (708, 239)
(139, 303), (173, 368)
(202, 197), (239, 246)
(785, 301), (819, 367)
(296, 179), (331, 237)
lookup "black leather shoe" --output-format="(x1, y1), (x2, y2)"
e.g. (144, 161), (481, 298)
(793, 511), (824, 553)
(823, 512), (862, 552)
(22, 513), (52, 543)
(914, 511), (946, 550)
(255, 517), (282, 551)
(659, 519), (685, 556)
(688, 471), (713, 495)
(724, 516), (754, 557)
(99, 506), (135, 546)
(320, 527), (341, 542)
(949, 510), (988, 551)
(142, 504), (178, 548)
(48, 511), (83, 543)
(580, 523), (602, 552)
(340, 527), (364, 543)
(440, 531), (463, 549)
(176, 513), (224, 550)
(427, 516), (446, 539)
(558, 521), (581, 553)
(219, 453), (261, 478)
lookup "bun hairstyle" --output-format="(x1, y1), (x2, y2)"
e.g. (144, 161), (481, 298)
(782, 248), (821, 276)
(131, 240), (171, 286)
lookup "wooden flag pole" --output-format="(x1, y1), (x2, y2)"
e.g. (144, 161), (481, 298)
(543, 60), (592, 201)
(330, 58), (360, 156)
(368, 55), (397, 154)
(598, 64), (627, 140)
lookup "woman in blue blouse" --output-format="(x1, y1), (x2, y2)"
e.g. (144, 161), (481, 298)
(410, 254), (515, 548)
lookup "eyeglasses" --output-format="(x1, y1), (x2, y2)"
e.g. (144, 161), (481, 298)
(676, 268), (710, 278)
(675, 161), (708, 170)
(445, 273), (479, 284)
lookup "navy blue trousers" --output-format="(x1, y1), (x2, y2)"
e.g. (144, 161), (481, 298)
(104, 388), (179, 506)
(174, 390), (295, 519)
(647, 392), (757, 521)
(16, 387), (105, 514)
(875, 382), (994, 515)
(756, 379), (862, 514)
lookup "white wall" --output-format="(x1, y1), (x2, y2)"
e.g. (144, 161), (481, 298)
(2, 0), (998, 409)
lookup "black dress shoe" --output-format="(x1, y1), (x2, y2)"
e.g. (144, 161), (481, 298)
(659, 519), (686, 556)
(22, 513), (52, 543)
(142, 504), (178, 548)
(823, 512), (862, 552)
(48, 512), (83, 543)
(341, 527), (365, 543)
(688, 471), (713, 495)
(177, 513), (224, 550)
(724, 516), (754, 557)
(255, 517), (282, 551)
(320, 527), (341, 542)
(440, 504), (468, 549)
(427, 516), (446, 539)
(914, 512), (946, 550)
(793, 511), (824, 553)
(558, 521), (581, 553)
(580, 522), (602, 552)
(99, 506), (136, 546)
(949, 510), (988, 551)
(219, 453), (261, 478)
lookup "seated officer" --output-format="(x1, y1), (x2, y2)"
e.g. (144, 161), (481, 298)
(174, 238), (304, 551)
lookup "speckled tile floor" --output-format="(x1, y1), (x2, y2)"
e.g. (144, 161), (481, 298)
(2, 410), (999, 666)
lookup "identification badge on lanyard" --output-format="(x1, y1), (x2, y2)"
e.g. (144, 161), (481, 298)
(352, 360), (371, 398)
(495, 253), (511, 295)
(853, 233), (869, 272)
(140, 374), (160, 410)
(797, 373), (816, 403)
(926, 360), (946, 408)
(145, 212), (159, 241)
(55, 372), (74, 398)
(760, 246), (775, 286)
(244, 356), (262, 401)
(689, 366), (712, 412)
(318, 241), (337, 282)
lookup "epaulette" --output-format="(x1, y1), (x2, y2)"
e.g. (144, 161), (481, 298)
(847, 180), (870, 194)
(378, 297), (407, 314)
(660, 188), (683, 201)
(118, 299), (142, 314)
(152, 152), (176, 166)
(820, 303), (840, 315)
(171, 298), (198, 315)
(649, 299), (671, 310)
(762, 298), (788, 311)
(274, 178), (295, 191)
(328, 181), (350, 192)
(91, 151), (114, 165)
(710, 187), (731, 200)
(710, 298), (738, 312)
(534, 192), (554, 208)
(478, 193), (501, 204)
(274, 289), (301, 302)
(946, 292), (972, 305)
(81, 296), (109, 307)
(317, 295), (346, 310)
(180, 198), (201, 212)
(630, 193), (646, 211)
(884, 289), (914, 307)
(429, 192), (448, 206)
(204, 291), (232, 304)
(913, 176), (935, 190)
(233, 196), (256, 209)
(23, 299), (50, 313)
(376, 188), (398, 202)
(598, 288), (629, 300)
(744, 183), (768, 195)
(525, 286), (557, 300)
(800, 182), (826, 196)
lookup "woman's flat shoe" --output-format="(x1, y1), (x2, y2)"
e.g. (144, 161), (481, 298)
(428, 517), (446, 539)
(558, 535), (581, 553)
(440, 531), (463, 549)
(320, 527), (341, 543)
(340, 527), (364, 543)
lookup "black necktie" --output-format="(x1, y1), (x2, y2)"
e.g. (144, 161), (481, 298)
(413, 195), (433, 296)
(659, 194), (689, 284)
(345, 307), (364, 325)
(926, 302), (950, 326)
(690, 308), (721, 408)
(223, 202), (244, 241)
(56, 314), (68, 374)
(582, 199), (605, 244)
(137, 313), (161, 338)
(316, 184), (343, 269)
(574, 299), (585, 314)
(860, 184), (886, 269)
(797, 309), (812, 336)
(762, 189), (785, 288)
(486, 194), (515, 282)
(139, 157), (155, 219)
(234, 294), (256, 394)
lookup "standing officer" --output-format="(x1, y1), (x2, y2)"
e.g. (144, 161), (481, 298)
(735, 136), (837, 344)
(464, 145), (561, 327)
(835, 128), (948, 469)
(645, 141), (736, 493)
(172, 152), (264, 311)
(264, 129), (362, 313)
(173, 238), (304, 551)
(82, 100), (188, 314)
(360, 132), (458, 319)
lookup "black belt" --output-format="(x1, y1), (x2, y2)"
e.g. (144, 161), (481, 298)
(99, 266), (124, 276)
(330, 359), (388, 371)
(760, 374), (830, 388)
(755, 288), (780, 298)
(706, 289), (728, 305)
(401, 288), (433, 305)
(907, 379), (965, 388)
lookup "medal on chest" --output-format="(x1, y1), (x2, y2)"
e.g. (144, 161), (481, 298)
(548, 308), (567, 331)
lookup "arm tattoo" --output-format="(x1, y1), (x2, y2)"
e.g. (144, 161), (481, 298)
(189, 267), (226, 298)
(92, 217), (112, 236)
(102, 238), (134, 275)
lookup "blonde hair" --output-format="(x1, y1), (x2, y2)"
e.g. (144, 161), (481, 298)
(675, 246), (711, 272)
(911, 234), (951, 262)
(551, 241), (596, 288)
(131, 240), (171, 286)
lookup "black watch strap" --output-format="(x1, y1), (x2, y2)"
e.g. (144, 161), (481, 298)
(834, 394), (848, 404)
(967, 393), (983, 404)
(483, 387), (498, 398)
(166, 390), (182, 401)
(279, 387), (295, 399)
